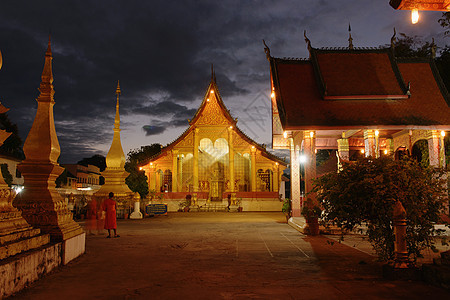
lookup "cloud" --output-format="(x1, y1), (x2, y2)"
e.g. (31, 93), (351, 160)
(0, 0), (446, 163)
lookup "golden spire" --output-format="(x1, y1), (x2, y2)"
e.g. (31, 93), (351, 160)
(0, 49), (3, 70)
(106, 81), (126, 169)
(348, 23), (354, 50)
(114, 80), (120, 131)
(38, 35), (55, 103)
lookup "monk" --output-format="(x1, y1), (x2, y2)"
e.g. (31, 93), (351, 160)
(102, 192), (119, 238)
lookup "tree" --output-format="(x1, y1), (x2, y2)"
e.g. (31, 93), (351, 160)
(0, 164), (13, 186)
(312, 156), (448, 262)
(0, 113), (24, 160)
(125, 144), (161, 198)
(439, 12), (450, 36)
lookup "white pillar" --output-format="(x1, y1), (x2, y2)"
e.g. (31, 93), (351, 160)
(364, 130), (376, 157)
(130, 192), (143, 219)
(290, 134), (302, 217)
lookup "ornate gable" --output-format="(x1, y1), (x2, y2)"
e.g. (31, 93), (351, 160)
(189, 79), (236, 127)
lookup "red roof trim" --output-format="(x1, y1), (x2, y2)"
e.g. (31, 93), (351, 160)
(324, 95), (409, 100)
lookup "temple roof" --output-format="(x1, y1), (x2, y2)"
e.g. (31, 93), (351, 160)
(140, 77), (287, 166)
(269, 46), (450, 130)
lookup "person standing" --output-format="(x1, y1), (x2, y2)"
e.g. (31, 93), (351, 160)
(102, 192), (119, 238)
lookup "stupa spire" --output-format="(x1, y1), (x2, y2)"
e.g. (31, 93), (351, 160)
(38, 34), (55, 103)
(93, 81), (133, 198)
(114, 80), (121, 130)
(348, 23), (354, 50)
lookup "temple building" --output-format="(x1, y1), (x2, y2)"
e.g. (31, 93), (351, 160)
(139, 74), (287, 211)
(265, 32), (450, 217)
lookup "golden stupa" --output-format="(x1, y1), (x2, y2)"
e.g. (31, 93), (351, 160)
(94, 81), (133, 198)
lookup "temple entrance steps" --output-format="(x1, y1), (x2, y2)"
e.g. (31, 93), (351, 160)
(191, 204), (239, 212)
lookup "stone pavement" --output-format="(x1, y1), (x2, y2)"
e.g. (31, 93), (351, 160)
(10, 212), (450, 299)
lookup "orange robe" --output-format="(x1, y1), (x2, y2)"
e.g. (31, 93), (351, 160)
(102, 198), (117, 229)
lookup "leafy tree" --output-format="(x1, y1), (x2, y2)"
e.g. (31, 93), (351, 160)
(0, 164), (13, 186)
(125, 144), (161, 198)
(439, 12), (450, 36)
(312, 156), (448, 262)
(0, 113), (24, 160)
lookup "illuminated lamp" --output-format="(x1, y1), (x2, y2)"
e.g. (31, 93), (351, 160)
(384, 150), (388, 155)
(309, 131), (314, 138)
(229, 126), (233, 129)
(271, 92), (275, 98)
(139, 167), (143, 170)
(283, 131), (287, 138)
(210, 90), (214, 94)
(375, 130), (379, 137)
(275, 162), (279, 165)
(360, 149), (365, 154)
(441, 131), (446, 137)
(411, 9), (419, 24)
(299, 154), (307, 164)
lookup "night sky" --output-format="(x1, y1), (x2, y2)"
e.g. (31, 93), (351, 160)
(0, 1), (447, 163)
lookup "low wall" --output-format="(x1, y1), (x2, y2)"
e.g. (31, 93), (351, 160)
(150, 192), (283, 212)
(0, 243), (62, 298)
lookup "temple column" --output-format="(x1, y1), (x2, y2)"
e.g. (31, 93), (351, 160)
(250, 146), (257, 192)
(149, 164), (156, 191)
(386, 138), (395, 157)
(337, 136), (349, 171)
(178, 155), (183, 192)
(439, 131), (446, 169)
(273, 163), (279, 193)
(228, 127), (235, 200)
(155, 170), (161, 192)
(172, 150), (178, 192)
(290, 133), (302, 217)
(364, 129), (376, 157)
(303, 131), (316, 203)
(193, 128), (199, 203)
(428, 130), (440, 167)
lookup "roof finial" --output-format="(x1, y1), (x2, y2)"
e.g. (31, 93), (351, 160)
(114, 81), (121, 130)
(304, 30), (312, 57)
(263, 39), (271, 61)
(211, 64), (216, 83)
(46, 34), (52, 57)
(431, 38), (436, 59)
(391, 27), (397, 53)
(116, 80), (121, 95)
(348, 23), (354, 50)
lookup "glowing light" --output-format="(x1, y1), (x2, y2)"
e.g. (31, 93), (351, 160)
(229, 126), (233, 129)
(139, 167), (143, 170)
(411, 9), (419, 24)
(309, 131), (314, 138)
(210, 90), (214, 94)
(283, 131), (287, 138)
(275, 162), (279, 166)
(271, 92), (275, 98)
(441, 131), (446, 137)
(360, 149), (365, 154)
(299, 154), (307, 164)
(251, 145), (255, 149)
(375, 130), (379, 137)
(207, 98), (210, 102)
(384, 150), (388, 155)
(14, 186), (24, 194)
(150, 162), (153, 166)
(315, 149), (317, 154)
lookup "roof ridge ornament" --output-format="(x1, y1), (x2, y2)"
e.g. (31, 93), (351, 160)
(304, 30), (312, 57)
(263, 39), (271, 61)
(391, 27), (397, 55)
(211, 64), (216, 83)
(431, 38), (436, 59)
(348, 23), (354, 50)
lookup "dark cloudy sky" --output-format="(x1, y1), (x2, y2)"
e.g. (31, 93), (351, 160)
(0, 1), (447, 163)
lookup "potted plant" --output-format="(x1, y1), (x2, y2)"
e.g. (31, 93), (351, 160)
(301, 198), (321, 235)
(281, 198), (291, 222)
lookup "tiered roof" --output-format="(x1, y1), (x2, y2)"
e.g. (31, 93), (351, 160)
(268, 42), (450, 130)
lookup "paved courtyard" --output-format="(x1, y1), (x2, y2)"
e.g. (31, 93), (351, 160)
(11, 212), (449, 299)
